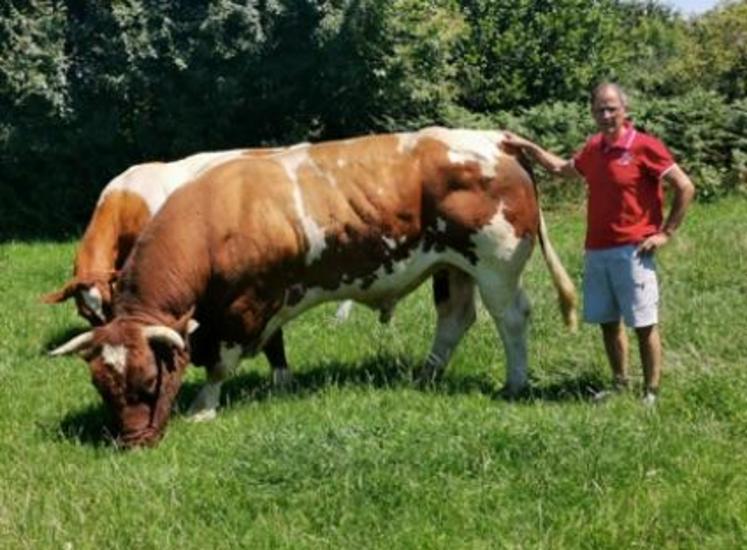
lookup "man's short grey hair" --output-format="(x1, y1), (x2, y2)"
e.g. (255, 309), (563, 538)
(590, 82), (629, 109)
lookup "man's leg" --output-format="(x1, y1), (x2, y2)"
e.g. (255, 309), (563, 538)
(601, 320), (629, 389)
(635, 324), (661, 402)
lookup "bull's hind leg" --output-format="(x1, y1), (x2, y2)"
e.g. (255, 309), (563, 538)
(420, 268), (476, 383)
(476, 274), (531, 397)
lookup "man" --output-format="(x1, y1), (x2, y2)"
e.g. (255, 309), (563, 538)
(504, 82), (695, 404)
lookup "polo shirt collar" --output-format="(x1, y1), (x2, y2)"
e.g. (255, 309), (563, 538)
(601, 121), (636, 153)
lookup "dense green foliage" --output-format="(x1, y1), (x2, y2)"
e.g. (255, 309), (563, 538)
(1, 0), (746, 238)
(483, 90), (747, 203)
(2, 200), (746, 547)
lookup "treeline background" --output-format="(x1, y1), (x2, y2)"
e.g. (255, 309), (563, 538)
(1, 0), (746, 239)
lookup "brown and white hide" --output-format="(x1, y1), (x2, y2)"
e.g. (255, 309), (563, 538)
(51, 127), (577, 448)
(42, 147), (285, 325)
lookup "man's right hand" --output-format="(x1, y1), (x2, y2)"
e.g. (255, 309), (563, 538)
(503, 131), (533, 151)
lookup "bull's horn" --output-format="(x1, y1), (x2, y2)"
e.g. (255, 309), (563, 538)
(49, 331), (95, 356)
(187, 319), (200, 334)
(143, 326), (186, 350)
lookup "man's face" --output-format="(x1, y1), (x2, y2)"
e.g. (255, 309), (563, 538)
(592, 87), (626, 139)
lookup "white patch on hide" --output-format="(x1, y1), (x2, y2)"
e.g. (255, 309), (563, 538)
(404, 127), (505, 179)
(81, 286), (105, 322)
(281, 150), (328, 265)
(382, 236), (398, 250)
(289, 142), (311, 151)
(471, 205), (522, 264)
(397, 131), (423, 153)
(101, 344), (128, 375)
(436, 218), (447, 233)
(100, 149), (249, 216)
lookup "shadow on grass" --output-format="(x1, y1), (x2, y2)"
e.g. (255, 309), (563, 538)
(55, 403), (117, 448)
(525, 371), (607, 402)
(179, 354), (608, 411)
(175, 353), (418, 413)
(54, 354), (607, 448)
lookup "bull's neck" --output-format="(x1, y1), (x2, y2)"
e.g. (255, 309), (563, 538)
(114, 244), (209, 328)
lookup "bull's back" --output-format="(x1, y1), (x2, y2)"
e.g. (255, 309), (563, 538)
(75, 189), (152, 275)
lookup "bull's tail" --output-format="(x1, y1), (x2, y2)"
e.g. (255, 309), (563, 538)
(512, 147), (578, 330)
(537, 210), (578, 330)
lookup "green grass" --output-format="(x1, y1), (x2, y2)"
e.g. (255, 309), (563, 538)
(1, 199), (746, 549)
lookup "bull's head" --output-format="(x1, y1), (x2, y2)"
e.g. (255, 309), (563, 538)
(42, 273), (118, 326)
(50, 317), (194, 448)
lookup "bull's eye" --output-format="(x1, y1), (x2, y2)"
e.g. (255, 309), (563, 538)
(126, 374), (158, 405)
(141, 375), (158, 394)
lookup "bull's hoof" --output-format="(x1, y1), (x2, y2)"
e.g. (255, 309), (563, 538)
(272, 367), (294, 388)
(186, 408), (218, 423)
(334, 301), (353, 323)
(499, 383), (530, 401)
(415, 366), (443, 389)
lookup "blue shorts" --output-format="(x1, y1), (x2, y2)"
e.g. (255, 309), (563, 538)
(583, 245), (659, 328)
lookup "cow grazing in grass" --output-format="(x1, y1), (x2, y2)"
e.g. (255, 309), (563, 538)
(51, 127), (577, 448)
(42, 147), (285, 325)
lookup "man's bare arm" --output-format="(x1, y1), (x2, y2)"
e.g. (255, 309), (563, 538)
(660, 165), (695, 237)
(638, 164), (696, 253)
(503, 132), (580, 179)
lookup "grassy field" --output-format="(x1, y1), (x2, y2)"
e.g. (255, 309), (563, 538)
(1, 199), (746, 548)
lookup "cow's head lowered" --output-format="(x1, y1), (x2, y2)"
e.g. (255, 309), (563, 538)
(50, 317), (194, 447)
(42, 273), (118, 326)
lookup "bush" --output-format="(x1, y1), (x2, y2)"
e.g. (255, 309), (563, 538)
(465, 91), (747, 205)
(633, 90), (747, 200)
(0, 0), (744, 238)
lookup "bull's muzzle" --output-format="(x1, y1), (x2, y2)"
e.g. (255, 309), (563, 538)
(117, 426), (163, 449)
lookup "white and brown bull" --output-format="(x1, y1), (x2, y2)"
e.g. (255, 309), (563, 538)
(42, 147), (285, 325)
(51, 127), (577, 448)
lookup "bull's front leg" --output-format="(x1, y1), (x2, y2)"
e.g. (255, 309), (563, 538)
(187, 341), (242, 422)
(187, 330), (292, 422)
(263, 329), (293, 388)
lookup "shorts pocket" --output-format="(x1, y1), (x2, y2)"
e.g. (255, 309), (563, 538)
(632, 253), (658, 309)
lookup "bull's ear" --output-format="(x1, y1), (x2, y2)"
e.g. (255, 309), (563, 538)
(40, 279), (79, 304)
(143, 326), (186, 350)
(49, 331), (95, 356)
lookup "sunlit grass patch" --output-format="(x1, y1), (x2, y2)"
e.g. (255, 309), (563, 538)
(1, 200), (745, 548)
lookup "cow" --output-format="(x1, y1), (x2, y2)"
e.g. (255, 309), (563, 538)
(42, 147), (286, 326)
(50, 127), (578, 448)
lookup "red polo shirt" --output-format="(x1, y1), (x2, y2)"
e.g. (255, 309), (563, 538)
(572, 123), (675, 250)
